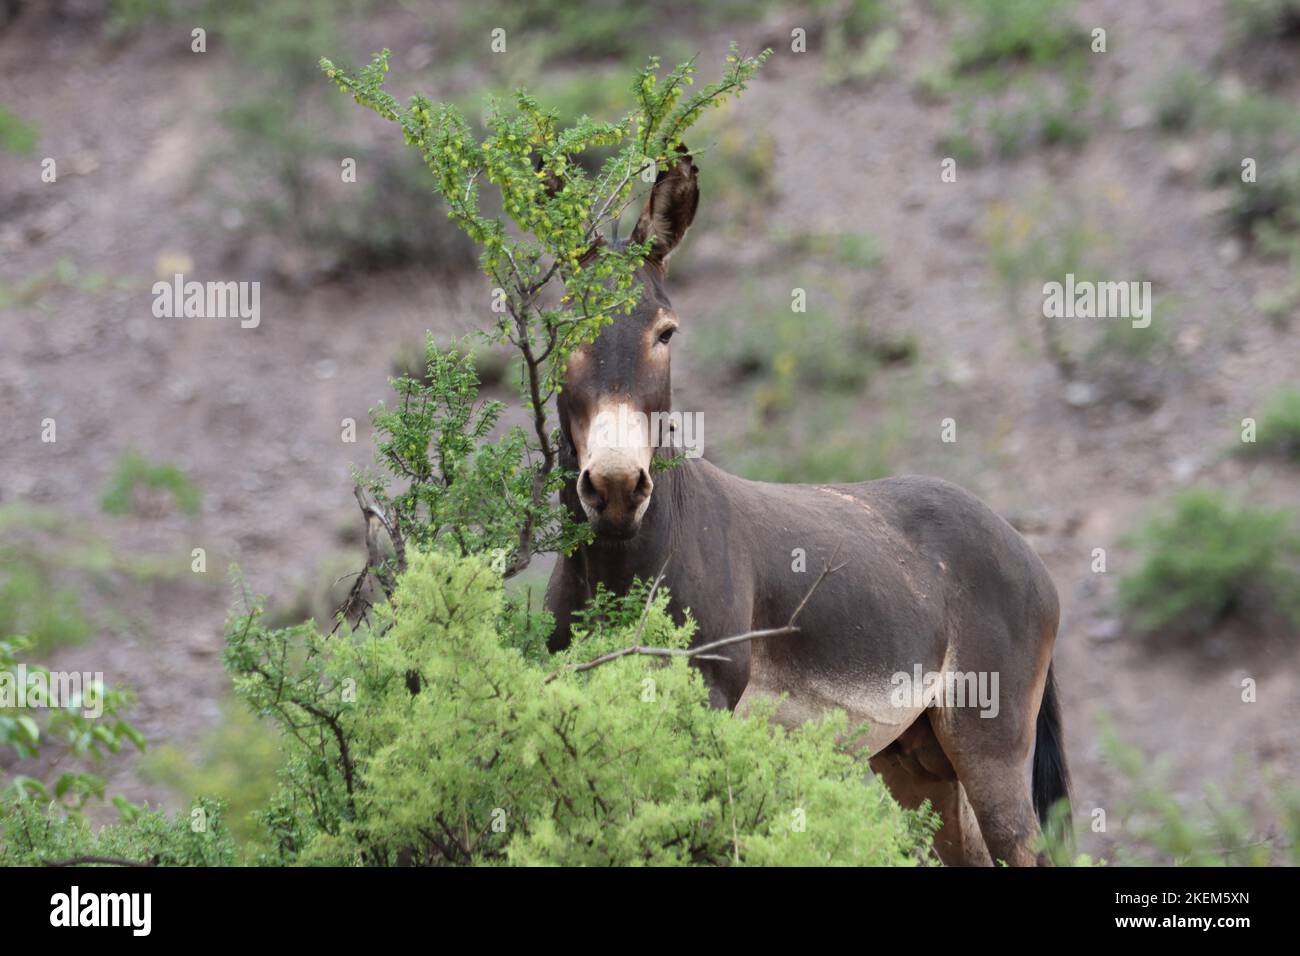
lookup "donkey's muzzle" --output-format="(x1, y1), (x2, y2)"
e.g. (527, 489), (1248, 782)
(578, 457), (653, 538)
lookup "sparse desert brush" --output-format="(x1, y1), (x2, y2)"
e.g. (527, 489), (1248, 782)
(1226, 0), (1300, 44)
(0, 103), (36, 154)
(101, 449), (201, 518)
(1150, 69), (1300, 246)
(947, 0), (1084, 74)
(1245, 385), (1300, 461)
(1118, 489), (1300, 638)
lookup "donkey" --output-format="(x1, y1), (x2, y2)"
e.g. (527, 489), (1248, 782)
(544, 147), (1069, 866)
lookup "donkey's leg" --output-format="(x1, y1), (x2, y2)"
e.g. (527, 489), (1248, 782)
(869, 717), (992, 866)
(929, 679), (1044, 867)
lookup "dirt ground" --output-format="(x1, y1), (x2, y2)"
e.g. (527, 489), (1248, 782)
(1, 0), (1297, 861)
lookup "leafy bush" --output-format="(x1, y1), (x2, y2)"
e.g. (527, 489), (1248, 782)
(358, 339), (574, 570)
(225, 550), (936, 865)
(0, 511), (96, 657)
(1248, 385), (1300, 461)
(106, 0), (175, 34)
(0, 258), (130, 312)
(1092, 719), (1300, 866)
(806, 0), (898, 87)
(983, 191), (1174, 397)
(947, 0), (1084, 73)
(1227, 0), (1300, 44)
(0, 504), (169, 656)
(0, 103), (37, 155)
(0, 634), (144, 810)
(699, 293), (877, 402)
(1151, 68), (1211, 133)
(197, 0), (472, 275)
(1150, 68), (1300, 250)
(0, 506), (180, 823)
(1146, 66), (1300, 315)
(0, 797), (235, 867)
(142, 703), (281, 849)
(101, 450), (201, 517)
(1118, 490), (1300, 637)
(930, 0), (1098, 163)
(726, 397), (902, 484)
(1032, 717), (1300, 867)
(0, 506), (220, 860)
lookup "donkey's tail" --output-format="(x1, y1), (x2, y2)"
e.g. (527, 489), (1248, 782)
(1032, 663), (1071, 830)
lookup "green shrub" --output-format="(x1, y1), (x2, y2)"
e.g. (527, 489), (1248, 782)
(948, 0), (1084, 73)
(0, 505), (152, 656)
(0, 516), (95, 657)
(0, 796), (235, 867)
(1147, 68), (1300, 311)
(810, 0), (898, 87)
(101, 450), (202, 517)
(106, 0), (175, 34)
(1093, 718), (1300, 866)
(195, 0), (472, 274)
(1033, 717), (1300, 866)
(1248, 385), (1300, 460)
(728, 403), (900, 484)
(1226, 0), (1300, 44)
(225, 550), (936, 865)
(1118, 489), (1300, 636)
(1225, 160), (1300, 244)
(359, 338), (579, 572)
(0, 258), (130, 312)
(942, 66), (1094, 163)
(692, 238), (900, 419)
(1152, 72), (1300, 245)
(981, 190), (1176, 399)
(452, 0), (781, 65)
(1150, 68), (1211, 133)
(931, 0), (1097, 163)
(699, 297), (878, 405)
(0, 104), (37, 155)
(143, 703), (281, 851)
(0, 634), (145, 810)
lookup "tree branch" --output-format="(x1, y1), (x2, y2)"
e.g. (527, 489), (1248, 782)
(546, 547), (843, 682)
(43, 854), (157, 867)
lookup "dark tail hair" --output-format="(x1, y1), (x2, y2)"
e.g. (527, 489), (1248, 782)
(1032, 664), (1071, 829)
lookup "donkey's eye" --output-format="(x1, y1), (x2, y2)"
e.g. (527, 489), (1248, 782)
(657, 327), (676, 345)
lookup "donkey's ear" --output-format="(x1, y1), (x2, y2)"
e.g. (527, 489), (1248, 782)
(630, 143), (699, 269)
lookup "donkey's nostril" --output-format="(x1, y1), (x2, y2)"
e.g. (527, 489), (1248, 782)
(578, 469), (606, 511)
(632, 468), (653, 502)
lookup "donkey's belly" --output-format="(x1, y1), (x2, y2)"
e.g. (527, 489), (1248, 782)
(734, 655), (930, 753)
(732, 556), (950, 752)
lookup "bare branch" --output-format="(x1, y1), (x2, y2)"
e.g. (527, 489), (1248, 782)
(544, 625), (800, 683)
(546, 547), (844, 683)
(788, 540), (845, 627)
(43, 855), (157, 868)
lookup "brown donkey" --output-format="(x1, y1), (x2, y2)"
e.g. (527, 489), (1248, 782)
(545, 148), (1069, 866)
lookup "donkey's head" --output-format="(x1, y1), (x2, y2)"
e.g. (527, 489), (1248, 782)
(558, 147), (699, 541)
